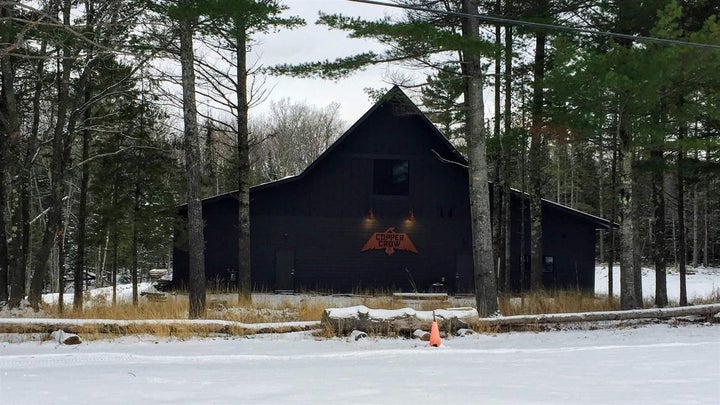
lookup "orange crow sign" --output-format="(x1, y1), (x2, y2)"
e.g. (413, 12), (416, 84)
(361, 227), (418, 255)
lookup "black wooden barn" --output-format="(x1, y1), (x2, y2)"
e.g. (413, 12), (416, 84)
(173, 87), (610, 294)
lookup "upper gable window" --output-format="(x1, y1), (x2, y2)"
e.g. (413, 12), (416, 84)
(373, 159), (409, 196)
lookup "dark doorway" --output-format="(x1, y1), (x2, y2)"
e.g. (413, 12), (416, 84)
(455, 254), (473, 293)
(275, 250), (295, 291)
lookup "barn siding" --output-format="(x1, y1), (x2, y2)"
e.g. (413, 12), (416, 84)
(173, 88), (608, 293)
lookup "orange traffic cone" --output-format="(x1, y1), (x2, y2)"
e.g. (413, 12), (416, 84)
(429, 320), (441, 347)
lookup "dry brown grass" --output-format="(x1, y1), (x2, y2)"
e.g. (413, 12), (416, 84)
(38, 290), (622, 324)
(498, 290), (620, 316)
(464, 318), (502, 334)
(45, 298), (189, 320)
(67, 323), (222, 340)
(21, 288), (704, 342)
(299, 299), (329, 321)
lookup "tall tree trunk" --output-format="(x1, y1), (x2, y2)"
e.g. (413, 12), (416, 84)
(519, 139), (528, 291)
(74, 116), (90, 311)
(57, 223), (66, 313)
(651, 147), (667, 307)
(570, 145), (575, 207)
(58, 182), (73, 313)
(598, 146), (604, 265)
(28, 0), (73, 309)
(618, 107), (637, 310)
(179, 9), (206, 318)
(0, 5), (19, 303)
(111, 214), (118, 307)
(692, 183), (698, 268)
(10, 40), (47, 307)
(703, 171), (709, 267)
(677, 122), (687, 306)
(74, 43), (94, 311)
(101, 231), (110, 288)
(492, 2), (504, 292)
(8, 175), (23, 303)
(631, 168), (642, 307)
(556, 149), (561, 203)
(529, 30), (546, 291)
(607, 117), (618, 299)
(462, 0), (497, 316)
(0, 120), (8, 305)
(235, 25), (252, 301)
(671, 211), (677, 268)
(502, 12), (512, 293)
(132, 185), (140, 306)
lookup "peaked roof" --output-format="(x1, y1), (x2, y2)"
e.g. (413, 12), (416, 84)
(195, 87), (610, 229)
(251, 85), (466, 191)
(198, 86), (462, 206)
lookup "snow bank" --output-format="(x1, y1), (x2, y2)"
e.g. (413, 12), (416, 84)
(325, 305), (478, 321)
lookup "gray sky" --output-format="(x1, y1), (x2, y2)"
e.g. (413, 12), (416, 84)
(252, 0), (405, 124)
(250, 0), (497, 129)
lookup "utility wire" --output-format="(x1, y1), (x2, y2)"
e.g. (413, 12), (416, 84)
(347, 0), (720, 50)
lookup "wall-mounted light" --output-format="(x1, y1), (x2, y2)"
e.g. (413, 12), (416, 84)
(407, 209), (415, 222)
(366, 209), (375, 220)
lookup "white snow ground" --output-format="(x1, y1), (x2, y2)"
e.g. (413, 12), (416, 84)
(596, 265), (720, 303)
(1, 325), (718, 404)
(41, 282), (157, 307)
(1, 266), (719, 404)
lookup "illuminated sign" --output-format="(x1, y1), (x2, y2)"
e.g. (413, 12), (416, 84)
(361, 227), (418, 255)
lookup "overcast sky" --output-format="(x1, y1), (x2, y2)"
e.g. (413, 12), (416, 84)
(250, 0), (408, 125)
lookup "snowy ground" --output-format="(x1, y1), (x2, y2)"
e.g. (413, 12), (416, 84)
(1, 266), (719, 404)
(41, 282), (158, 307)
(1, 325), (718, 404)
(596, 265), (720, 303)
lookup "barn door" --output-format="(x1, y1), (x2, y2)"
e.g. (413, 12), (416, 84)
(275, 250), (295, 292)
(455, 254), (473, 293)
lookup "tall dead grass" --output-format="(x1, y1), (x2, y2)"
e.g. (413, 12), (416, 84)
(38, 290), (623, 323)
(498, 291), (620, 316)
(14, 287), (719, 341)
(44, 296), (189, 320)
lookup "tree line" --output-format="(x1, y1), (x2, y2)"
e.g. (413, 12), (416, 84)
(276, 0), (719, 311)
(1, 0), (718, 317)
(0, 0), (338, 315)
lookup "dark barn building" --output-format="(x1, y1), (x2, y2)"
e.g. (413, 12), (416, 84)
(174, 87), (610, 294)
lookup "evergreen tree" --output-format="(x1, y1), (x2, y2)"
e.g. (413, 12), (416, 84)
(199, 0), (303, 301)
(420, 66), (465, 143)
(272, 0), (499, 314)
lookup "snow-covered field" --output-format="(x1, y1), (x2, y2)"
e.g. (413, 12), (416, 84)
(41, 282), (158, 307)
(1, 266), (719, 404)
(1, 325), (718, 404)
(596, 265), (720, 303)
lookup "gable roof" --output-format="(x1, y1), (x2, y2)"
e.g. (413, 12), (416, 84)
(506, 187), (611, 229)
(194, 86), (610, 229)
(251, 85), (466, 192)
(197, 86), (462, 206)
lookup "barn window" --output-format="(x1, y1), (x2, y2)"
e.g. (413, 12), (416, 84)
(543, 256), (555, 273)
(373, 159), (409, 196)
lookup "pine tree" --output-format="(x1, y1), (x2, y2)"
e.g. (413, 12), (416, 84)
(271, 0), (499, 315)
(190, 0), (303, 301)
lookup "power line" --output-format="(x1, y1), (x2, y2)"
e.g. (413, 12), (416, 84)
(347, 0), (720, 50)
